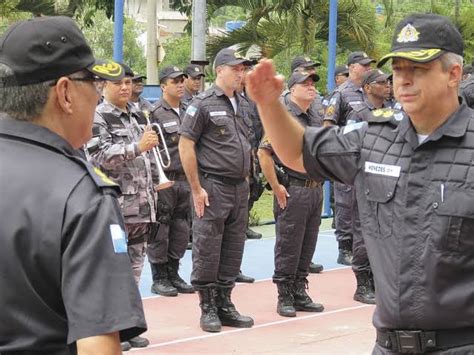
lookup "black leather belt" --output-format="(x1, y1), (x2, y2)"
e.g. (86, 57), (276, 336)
(167, 171), (187, 181)
(203, 173), (245, 186)
(376, 328), (474, 353)
(288, 176), (321, 188)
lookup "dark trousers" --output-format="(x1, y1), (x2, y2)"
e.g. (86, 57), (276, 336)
(191, 177), (249, 289)
(334, 182), (370, 273)
(273, 185), (323, 281)
(147, 180), (191, 265)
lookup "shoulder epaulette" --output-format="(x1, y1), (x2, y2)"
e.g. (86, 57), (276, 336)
(86, 164), (121, 192)
(367, 108), (406, 125)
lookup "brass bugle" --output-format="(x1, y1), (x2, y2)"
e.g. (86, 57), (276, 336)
(143, 112), (174, 191)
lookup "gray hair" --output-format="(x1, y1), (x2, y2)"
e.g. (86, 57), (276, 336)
(439, 52), (463, 72)
(0, 63), (54, 122)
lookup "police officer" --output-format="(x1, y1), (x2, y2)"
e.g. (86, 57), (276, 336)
(324, 51), (376, 304)
(334, 64), (349, 87)
(239, 62), (264, 242)
(88, 65), (158, 349)
(248, 13), (474, 355)
(0, 16), (146, 354)
(179, 48), (254, 333)
(460, 62), (474, 108)
(259, 71), (324, 318)
(286, 55), (325, 274)
(183, 63), (205, 104)
(130, 73), (153, 113)
(147, 66), (194, 296)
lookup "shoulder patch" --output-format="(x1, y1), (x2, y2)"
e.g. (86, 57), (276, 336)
(186, 105), (198, 117)
(343, 121), (365, 135)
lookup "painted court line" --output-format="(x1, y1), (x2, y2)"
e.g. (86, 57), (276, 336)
(131, 304), (373, 351)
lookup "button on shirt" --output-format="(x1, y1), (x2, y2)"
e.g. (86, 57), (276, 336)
(179, 85), (252, 179)
(302, 104), (474, 330)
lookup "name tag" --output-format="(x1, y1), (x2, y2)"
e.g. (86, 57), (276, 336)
(365, 162), (401, 177)
(163, 121), (178, 128)
(210, 111), (227, 117)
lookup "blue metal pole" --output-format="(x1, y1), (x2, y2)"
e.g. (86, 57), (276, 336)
(322, 0), (338, 218)
(113, 0), (124, 62)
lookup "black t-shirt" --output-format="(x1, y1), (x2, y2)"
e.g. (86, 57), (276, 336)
(0, 116), (146, 353)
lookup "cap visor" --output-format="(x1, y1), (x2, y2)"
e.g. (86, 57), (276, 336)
(87, 59), (125, 81)
(189, 73), (205, 78)
(169, 72), (188, 79)
(227, 59), (252, 66)
(133, 75), (147, 80)
(302, 61), (321, 68)
(377, 48), (444, 67)
(296, 73), (320, 84)
(359, 58), (376, 65)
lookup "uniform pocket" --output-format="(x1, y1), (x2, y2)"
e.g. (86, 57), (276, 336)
(364, 174), (398, 239)
(210, 116), (231, 139)
(432, 186), (474, 253)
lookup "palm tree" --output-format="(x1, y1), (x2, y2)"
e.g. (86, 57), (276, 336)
(171, 0), (379, 60)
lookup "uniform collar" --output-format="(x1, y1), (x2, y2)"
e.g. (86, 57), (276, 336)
(157, 97), (185, 114)
(212, 84), (239, 100)
(287, 98), (309, 120)
(397, 103), (471, 148)
(0, 114), (80, 158)
(101, 99), (137, 118)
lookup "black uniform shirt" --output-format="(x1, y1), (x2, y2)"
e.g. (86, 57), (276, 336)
(150, 97), (187, 173)
(302, 104), (474, 330)
(324, 79), (364, 126)
(261, 99), (322, 181)
(0, 115), (146, 353)
(179, 84), (252, 179)
(460, 76), (474, 108)
(182, 88), (196, 105)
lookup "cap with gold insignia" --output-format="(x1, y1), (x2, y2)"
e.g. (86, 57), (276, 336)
(0, 16), (124, 87)
(184, 64), (206, 78)
(377, 13), (464, 67)
(347, 51), (376, 66)
(159, 66), (187, 82)
(214, 48), (251, 68)
(291, 56), (321, 72)
(287, 71), (320, 89)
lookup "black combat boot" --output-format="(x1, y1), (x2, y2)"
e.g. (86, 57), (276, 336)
(150, 263), (178, 297)
(309, 262), (324, 273)
(246, 227), (262, 240)
(236, 270), (255, 283)
(337, 239), (353, 266)
(128, 335), (150, 348)
(198, 288), (222, 332)
(167, 258), (194, 293)
(275, 281), (296, 317)
(216, 288), (254, 328)
(293, 278), (324, 312)
(353, 271), (376, 304)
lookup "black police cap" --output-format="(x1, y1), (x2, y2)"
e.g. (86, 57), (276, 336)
(291, 56), (321, 72)
(159, 66), (187, 82)
(347, 51), (376, 66)
(361, 69), (389, 87)
(287, 71), (319, 89)
(0, 16), (124, 87)
(184, 64), (205, 78)
(214, 48), (251, 68)
(335, 64), (349, 76)
(378, 13), (464, 67)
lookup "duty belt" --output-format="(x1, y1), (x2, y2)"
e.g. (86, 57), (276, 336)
(202, 173), (245, 186)
(167, 171), (187, 181)
(288, 176), (321, 189)
(376, 328), (474, 353)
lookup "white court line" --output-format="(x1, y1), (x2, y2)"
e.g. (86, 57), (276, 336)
(131, 304), (373, 351)
(141, 266), (349, 300)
